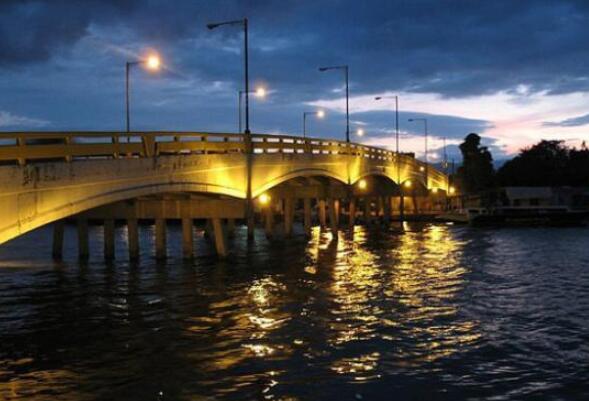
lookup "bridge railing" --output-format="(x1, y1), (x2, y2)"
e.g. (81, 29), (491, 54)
(0, 131), (422, 167)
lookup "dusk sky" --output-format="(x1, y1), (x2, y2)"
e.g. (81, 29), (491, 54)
(1, 0), (589, 162)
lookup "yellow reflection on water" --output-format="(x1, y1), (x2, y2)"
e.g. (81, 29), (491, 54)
(388, 224), (481, 364)
(321, 224), (481, 378)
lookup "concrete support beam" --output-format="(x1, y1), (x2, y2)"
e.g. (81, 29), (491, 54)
(104, 219), (115, 260)
(155, 218), (166, 260)
(318, 199), (327, 229)
(303, 198), (312, 233)
(211, 218), (227, 258)
(348, 198), (356, 228)
(264, 204), (274, 238)
(182, 218), (194, 259)
(127, 218), (139, 260)
(77, 218), (89, 260)
(334, 199), (340, 226)
(364, 197), (371, 223)
(284, 197), (294, 237)
(328, 198), (338, 235)
(226, 218), (236, 238)
(52, 221), (64, 260)
(247, 216), (255, 240)
(377, 197), (384, 219)
(383, 196), (391, 224)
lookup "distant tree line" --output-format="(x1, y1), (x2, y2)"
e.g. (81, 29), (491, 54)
(454, 133), (589, 194)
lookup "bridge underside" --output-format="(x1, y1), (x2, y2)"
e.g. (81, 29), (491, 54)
(0, 134), (449, 246)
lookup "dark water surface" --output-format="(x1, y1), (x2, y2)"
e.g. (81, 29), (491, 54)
(1, 223), (588, 400)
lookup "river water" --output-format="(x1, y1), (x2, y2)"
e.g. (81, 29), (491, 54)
(0, 223), (588, 400)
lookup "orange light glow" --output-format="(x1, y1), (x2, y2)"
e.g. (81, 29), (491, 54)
(146, 55), (160, 70)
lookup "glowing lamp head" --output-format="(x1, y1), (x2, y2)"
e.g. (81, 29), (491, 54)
(255, 87), (266, 98)
(357, 128), (364, 137)
(404, 180), (412, 189)
(449, 186), (456, 195)
(317, 110), (325, 118)
(259, 193), (270, 205)
(419, 166), (425, 172)
(431, 187), (439, 194)
(146, 55), (161, 70)
(358, 179), (367, 190)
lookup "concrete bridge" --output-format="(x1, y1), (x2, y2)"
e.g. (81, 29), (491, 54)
(0, 131), (450, 259)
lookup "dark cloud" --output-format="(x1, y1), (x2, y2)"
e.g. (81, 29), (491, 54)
(0, 0), (587, 163)
(2, 0), (589, 96)
(543, 113), (589, 127)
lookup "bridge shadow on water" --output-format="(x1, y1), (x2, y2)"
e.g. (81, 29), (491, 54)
(1, 223), (589, 400)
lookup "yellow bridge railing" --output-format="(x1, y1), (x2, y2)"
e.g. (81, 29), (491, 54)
(0, 131), (425, 169)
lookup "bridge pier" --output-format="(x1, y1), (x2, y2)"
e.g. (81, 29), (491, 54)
(226, 218), (236, 238)
(52, 221), (64, 260)
(127, 218), (139, 260)
(77, 218), (89, 260)
(104, 219), (115, 260)
(155, 218), (166, 260)
(318, 199), (327, 229)
(284, 197), (294, 237)
(211, 218), (227, 258)
(349, 198), (356, 228)
(303, 198), (312, 233)
(264, 202), (274, 238)
(182, 218), (194, 259)
(328, 198), (338, 235)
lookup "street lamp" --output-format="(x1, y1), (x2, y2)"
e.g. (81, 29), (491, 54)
(356, 128), (364, 137)
(207, 18), (251, 134)
(408, 117), (429, 185)
(374, 95), (400, 154)
(318, 65), (349, 142)
(303, 110), (325, 138)
(125, 54), (161, 132)
(208, 18), (256, 238)
(238, 87), (266, 133)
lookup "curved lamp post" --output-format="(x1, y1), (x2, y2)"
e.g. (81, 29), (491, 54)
(238, 87), (266, 133)
(408, 118), (429, 186)
(126, 54), (161, 132)
(374, 95), (400, 154)
(303, 110), (325, 138)
(318, 65), (349, 143)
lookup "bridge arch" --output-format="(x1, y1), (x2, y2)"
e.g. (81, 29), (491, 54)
(252, 168), (348, 197)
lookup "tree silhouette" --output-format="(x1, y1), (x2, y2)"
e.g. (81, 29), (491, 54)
(497, 140), (589, 186)
(457, 133), (495, 193)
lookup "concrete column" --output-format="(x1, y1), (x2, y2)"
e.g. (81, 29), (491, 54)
(334, 199), (341, 226)
(399, 194), (405, 221)
(377, 197), (384, 219)
(211, 218), (227, 258)
(318, 199), (327, 228)
(247, 216), (255, 240)
(328, 198), (338, 235)
(127, 218), (139, 260)
(303, 198), (312, 233)
(364, 197), (371, 224)
(205, 219), (214, 240)
(264, 204), (274, 238)
(226, 218), (236, 238)
(383, 196), (392, 224)
(52, 220), (64, 260)
(104, 219), (115, 260)
(155, 218), (166, 260)
(182, 218), (194, 259)
(348, 198), (356, 228)
(284, 197), (294, 237)
(77, 218), (89, 260)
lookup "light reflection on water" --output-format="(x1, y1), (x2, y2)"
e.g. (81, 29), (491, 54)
(0, 223), (588, 400)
